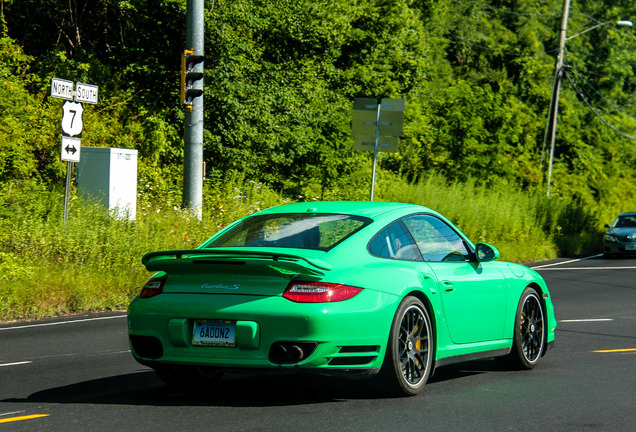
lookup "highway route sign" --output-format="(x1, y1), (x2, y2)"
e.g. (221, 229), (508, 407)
(50, 77), (98, 221)
(60, 101), (83, 162)
(61, 101), (84, 137)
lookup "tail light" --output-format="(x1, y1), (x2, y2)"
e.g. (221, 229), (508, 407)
(283, 281), (363, 303)
(140, 275), (166, 298)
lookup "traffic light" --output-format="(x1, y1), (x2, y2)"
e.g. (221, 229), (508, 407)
(181, 49), (204, 110)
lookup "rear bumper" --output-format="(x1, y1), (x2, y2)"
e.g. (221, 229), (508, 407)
(127, 290), (397, 373)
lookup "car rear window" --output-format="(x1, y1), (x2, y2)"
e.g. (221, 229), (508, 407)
(204, 213), (372, 251)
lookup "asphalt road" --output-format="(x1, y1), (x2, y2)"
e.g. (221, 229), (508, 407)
(1, 255), (635, 432)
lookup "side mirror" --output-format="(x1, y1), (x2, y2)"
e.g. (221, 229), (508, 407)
(604, 224), (610, 229)
(475, 243), (500, 262)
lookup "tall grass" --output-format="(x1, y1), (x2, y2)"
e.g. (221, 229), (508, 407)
(377, 172), (601, 262)
(0, 174), (287, 321)
(0, 171), (602, 321)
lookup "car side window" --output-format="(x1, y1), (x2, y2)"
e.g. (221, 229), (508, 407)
(402, 214), (471, 262)
(369, 221), (422, 261)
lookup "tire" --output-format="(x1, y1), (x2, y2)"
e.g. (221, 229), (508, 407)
(378, 296), (434, 396)
(154, 364), (223, 388)
(501, 287), (546, 369)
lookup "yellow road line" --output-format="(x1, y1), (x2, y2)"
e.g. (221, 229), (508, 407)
(593, 348), (636, 353)
(0, 414), (49, 424)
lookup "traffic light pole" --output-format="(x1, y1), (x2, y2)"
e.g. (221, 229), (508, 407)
(183, 0), (205, 219)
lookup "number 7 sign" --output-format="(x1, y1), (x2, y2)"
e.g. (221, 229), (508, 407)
(61, 101), (84, 137)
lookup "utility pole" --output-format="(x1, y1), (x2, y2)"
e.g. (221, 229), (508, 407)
(545, 0), (570, 197)
(543, 1), (633, 196)
(183, 0), (205, 219)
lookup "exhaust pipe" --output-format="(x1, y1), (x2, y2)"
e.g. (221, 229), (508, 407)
(286, 345), (304, 363)
(270, 343), (288, 363)
(269, 342), (317, 364)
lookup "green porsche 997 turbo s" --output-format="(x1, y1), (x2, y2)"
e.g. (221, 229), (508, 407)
(128, 201), (556, 396)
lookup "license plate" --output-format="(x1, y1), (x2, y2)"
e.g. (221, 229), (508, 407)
(626, 245), (636, 251)
(192, 320), (236, 347)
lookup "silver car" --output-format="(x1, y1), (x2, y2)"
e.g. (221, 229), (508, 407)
(603, 212), (636, 258)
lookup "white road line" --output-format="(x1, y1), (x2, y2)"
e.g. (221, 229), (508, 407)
(537, 266), (636, 271)
(0, 350), (131, 369)
(0, 411), (26, 418)
(559, 319), (614, 323)
(0, 314), (126, 332)
(100, 349), (132, 355)
(0, 361), (33, 367)
(530, 254), (603, 269)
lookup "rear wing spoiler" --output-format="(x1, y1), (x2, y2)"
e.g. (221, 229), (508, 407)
(142, 248), (332, 275)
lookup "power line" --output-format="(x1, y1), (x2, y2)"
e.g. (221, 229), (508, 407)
(484, 1), (562, 18)
(566, 64), (636, 87)
(564, 70), (636, 140)
(566, 67), (636, 128)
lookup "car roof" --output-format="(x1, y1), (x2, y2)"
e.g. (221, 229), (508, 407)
(617, 212), (636, 217)
(256, 201), (435, 219)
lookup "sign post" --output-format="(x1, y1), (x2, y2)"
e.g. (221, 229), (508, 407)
(352, 98), (404, 201)
(50, 78), (99, 221)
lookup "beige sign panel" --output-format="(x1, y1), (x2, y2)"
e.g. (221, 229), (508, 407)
(353, 98), (379, 111)
(379, 98), (405, 111)
(352, 110), (404, 136)
(353, 135), (399, 153)
(353, 98), (405, 111)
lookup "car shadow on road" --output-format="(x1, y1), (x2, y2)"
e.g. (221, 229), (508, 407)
(1, 359), (502, 407)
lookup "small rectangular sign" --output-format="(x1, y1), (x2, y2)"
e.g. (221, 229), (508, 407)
(75, 83), (99, 104)
(51, 78), (74, 100)
(61, 136), (81, 162)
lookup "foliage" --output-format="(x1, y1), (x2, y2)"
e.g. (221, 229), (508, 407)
(0, 173), (601, 321)
(1, 0), (635, 201)
(202, 0), (441, 193)
(0, 0), (635, 319)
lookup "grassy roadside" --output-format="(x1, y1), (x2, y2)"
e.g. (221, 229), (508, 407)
(0, 171), (603, 322)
